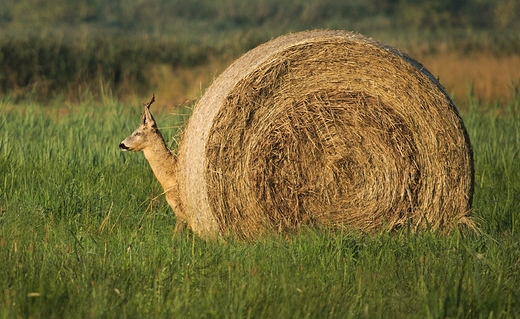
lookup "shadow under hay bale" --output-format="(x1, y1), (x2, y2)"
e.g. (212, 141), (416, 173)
(177, 30), (474, 240)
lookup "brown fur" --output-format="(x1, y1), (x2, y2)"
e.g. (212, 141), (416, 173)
(119, 96), (190, 234)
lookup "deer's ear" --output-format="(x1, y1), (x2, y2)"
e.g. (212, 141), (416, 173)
(143, 104), (156, 127)
(141, 109), (147, 124)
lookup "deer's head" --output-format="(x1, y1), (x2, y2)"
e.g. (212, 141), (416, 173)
(119, 95), (161, 152)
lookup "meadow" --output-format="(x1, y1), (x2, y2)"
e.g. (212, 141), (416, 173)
(1, 1), (520, 316)
(0, 90), (519, 318)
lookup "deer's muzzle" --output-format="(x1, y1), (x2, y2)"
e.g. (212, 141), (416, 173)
(119, 143), (130, 151)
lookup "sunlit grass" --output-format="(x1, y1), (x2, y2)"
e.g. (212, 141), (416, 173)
(0, 96), (519, 318)
(421, 53), (520, 105)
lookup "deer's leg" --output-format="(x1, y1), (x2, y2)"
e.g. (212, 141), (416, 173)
(174, 219), (187, 234)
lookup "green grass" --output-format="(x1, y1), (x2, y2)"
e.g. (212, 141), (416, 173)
(0, 96), (519, 318)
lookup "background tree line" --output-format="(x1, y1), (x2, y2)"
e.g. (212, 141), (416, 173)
(0, 0), (518, 102)
(1, 0), (518, 32)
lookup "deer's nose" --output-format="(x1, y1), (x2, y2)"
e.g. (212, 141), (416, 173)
(119, 143), (130, 151)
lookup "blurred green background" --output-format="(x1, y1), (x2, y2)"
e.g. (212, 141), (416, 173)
(0, 0), (519, 104)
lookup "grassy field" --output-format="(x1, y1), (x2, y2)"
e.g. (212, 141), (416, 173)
(0, 93), (519, 318)
(2, 30), (519, 107)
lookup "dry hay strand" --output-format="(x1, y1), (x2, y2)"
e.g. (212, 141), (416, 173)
(176, 30), (474, 240)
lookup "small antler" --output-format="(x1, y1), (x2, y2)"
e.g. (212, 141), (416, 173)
(144, 94), (156, 109)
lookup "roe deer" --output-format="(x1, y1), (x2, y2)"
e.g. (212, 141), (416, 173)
(119, 95), (187, 233)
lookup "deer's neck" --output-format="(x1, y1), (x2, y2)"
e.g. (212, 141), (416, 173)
(142, 135), (177, 193)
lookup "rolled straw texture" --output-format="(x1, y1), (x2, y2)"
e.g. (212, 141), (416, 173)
(177, 30), (474, 240)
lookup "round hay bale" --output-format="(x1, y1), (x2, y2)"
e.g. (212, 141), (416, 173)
(177, 30), (474, 240)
